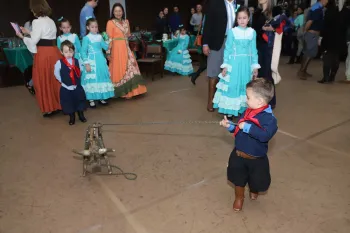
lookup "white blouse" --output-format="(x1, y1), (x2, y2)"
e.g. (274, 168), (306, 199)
(23, 16), (57, 53)
(24, 21), (32, 32)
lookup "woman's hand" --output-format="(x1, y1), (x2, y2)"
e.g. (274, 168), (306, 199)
(262, 25), (274, 32)
(85, 64), (92, 72)
(221, 68), (227, 77)
(220, 116), (231, 128)
(16, 32), (24, 39)
(20, 27), (30, 35)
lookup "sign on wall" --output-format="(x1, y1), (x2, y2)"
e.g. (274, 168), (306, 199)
(109, 0), (126, 16)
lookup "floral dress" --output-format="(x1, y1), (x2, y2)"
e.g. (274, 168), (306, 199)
(164, 34), (193, 75)
(213, 26), (260, 116)
(80, 33), (115, 100)
(106, 19), (147, 98)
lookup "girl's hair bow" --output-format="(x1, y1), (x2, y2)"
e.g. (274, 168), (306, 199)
(235, 4), (240, 13)
(86, 16), (93, 20)
(58, 16), (64, 22)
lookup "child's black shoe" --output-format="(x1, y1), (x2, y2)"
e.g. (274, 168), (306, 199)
(69, 113), (75, 125)
(77, 111), (87, 123)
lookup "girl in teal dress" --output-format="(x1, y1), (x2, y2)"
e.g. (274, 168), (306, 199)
(164, 25), (193, 75)
(81, 18), (115, 108)
(57, 18), (82, 61)
(213, 7), (260, 117)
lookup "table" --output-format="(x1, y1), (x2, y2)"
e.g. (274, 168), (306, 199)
(3, 47), (33, 73)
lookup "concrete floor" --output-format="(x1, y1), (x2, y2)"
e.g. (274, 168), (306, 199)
(1, 57), (350, 233)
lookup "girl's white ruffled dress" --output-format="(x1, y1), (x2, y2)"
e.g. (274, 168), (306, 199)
(213, 26), (260, 116)
(80, 33), (115, 100)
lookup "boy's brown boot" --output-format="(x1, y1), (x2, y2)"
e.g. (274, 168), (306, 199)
(233, 186), (245, 212)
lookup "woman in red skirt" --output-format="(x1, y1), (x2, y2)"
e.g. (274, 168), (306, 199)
(17, 0), (62, 117)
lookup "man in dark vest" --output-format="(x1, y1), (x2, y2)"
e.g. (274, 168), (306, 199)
(202, 0), (236, 112)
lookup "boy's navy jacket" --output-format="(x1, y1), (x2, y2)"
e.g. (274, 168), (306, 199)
(264, 13), (289, 47)
(227, 105), (278, 157)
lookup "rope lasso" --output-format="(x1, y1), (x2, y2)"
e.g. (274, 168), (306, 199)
(102, 120), (236, 126)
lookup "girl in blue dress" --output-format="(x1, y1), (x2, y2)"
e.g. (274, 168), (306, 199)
(213, 7), (260, 117)
(164, 25), (193, 76)
(57, 18), (82, 61)
(81, 18), (115, 108)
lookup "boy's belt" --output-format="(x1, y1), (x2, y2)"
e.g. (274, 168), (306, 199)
(236, 150), (257, 160)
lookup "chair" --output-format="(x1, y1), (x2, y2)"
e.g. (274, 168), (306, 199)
(189, 48), (200, 63)
(137, 40), (164, 81)
(188, 35), (200, 63)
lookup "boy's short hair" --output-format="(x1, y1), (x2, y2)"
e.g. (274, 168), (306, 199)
(60, 40), (75, 52)
(246, 78), (274, 103)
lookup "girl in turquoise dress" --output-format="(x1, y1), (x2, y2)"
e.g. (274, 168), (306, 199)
(81, 18), (115, 108)
(57, 18), (82, 61)
(164, 25), (193, 75)
(213, 7), (260, 117)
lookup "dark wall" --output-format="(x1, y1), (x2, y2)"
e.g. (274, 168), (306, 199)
(125, 0), (201, 31)
(0, 0), (109, 37)
(125, 0), (262, 30)
(1, 0), (206, 37)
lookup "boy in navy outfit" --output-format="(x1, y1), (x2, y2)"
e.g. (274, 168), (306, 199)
(220, 78), (278, 212)
(54, 40), (87, 125)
